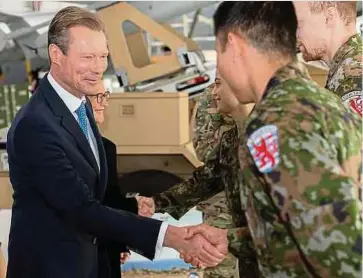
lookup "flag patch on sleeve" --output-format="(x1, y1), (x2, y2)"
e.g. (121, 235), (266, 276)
(342, 91), (362, 117)
(247, 125), (280, 173)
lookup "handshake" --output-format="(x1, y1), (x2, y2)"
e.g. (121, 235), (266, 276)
(136, 196), (229, 268)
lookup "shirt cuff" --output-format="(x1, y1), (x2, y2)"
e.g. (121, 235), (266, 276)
(154, 222), (169, 259)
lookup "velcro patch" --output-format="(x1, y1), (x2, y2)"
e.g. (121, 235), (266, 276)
(247, 125), (280, 173)
(342, 91), (362, 117)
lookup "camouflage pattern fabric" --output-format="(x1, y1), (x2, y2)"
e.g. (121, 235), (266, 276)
(153, 86), (233, 221)
(203, 253), (237, 278)
(326, 34), (362, 117)
(152, 161), (225, 220)
(154, 87), (260, 277)
(237, 60), (362, 278)
(203, 201), (237, 278)
(193, 88), (237, 278)
(193, 86), (234, 218)
(192, 85), (235, 163)
(218, 123), (260, 278)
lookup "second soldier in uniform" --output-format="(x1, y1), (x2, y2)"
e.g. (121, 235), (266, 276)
(192, 81), (239, 278)
(192, 74), (256, 278)
(209, 1), (362, 277)
(137, 77), (259, 277)
(294, 1), (362, 117)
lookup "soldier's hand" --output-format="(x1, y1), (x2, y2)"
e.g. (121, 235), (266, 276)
(187, 224), (228, 253)
(135, 196), (155, 217)
(183, 233), (226, 268)
(181, 224), (228, 265)
(163, 225), (226, 269)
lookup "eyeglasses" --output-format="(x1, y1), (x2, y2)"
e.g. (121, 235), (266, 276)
(89, 91), (110, 104)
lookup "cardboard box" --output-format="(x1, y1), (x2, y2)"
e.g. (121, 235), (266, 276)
(100, 92), (190, 146)
(0, 173), (12, 209)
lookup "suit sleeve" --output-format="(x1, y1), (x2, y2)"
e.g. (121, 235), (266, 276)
(103, 180), (138, 214)
(102, 179), (138, 253)
(12, 117), (161, 260)
(244, 110), (362, 277)
(117, 197), (138, 214)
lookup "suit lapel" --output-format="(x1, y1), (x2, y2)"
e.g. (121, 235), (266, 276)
(61, 114), (100, 174)
(85, 101), (108, 196)
(41, 75), (100, 175)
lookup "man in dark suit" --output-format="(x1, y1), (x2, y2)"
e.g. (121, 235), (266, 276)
(6, 6), (228, 278)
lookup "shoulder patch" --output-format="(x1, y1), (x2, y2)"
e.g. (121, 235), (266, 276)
(342, 91), (362, 117)
(247, 125), (280, 173)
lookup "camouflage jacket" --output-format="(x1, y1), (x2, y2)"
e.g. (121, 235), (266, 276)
(326, 34), (362, 117)
(153, 88), (259, 275)
(238, 60), (362, 278)
(192, 86), (236, 164)
(193, 87), (235, 225)
(152, 87), (234, 220)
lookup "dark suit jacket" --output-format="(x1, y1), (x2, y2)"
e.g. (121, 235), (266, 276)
(101, 137), (138, 278)
(6, 75), (162, 278)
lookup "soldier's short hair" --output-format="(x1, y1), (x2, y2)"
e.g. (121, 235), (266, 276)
(308, 1), (357, 25)
(213, 1), (297, 58)
(48, 6), (105, 56)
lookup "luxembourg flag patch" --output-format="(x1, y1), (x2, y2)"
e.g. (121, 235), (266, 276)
(342, 91), (362, 117)
(247, 125), (280, 173)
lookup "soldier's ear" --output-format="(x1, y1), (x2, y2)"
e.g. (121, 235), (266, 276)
(227, 32), (244, 64)
(324, 6), (338, 27)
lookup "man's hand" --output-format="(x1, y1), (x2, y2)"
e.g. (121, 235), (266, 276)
(136, 196), (155, 217)
(182, 224), (228, 266)
(120, 252), (130, 264)
(186, 224), (228, 251)
(163, 225), (227, 268)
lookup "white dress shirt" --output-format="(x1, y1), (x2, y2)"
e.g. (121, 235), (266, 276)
(47, 73), (168, 259)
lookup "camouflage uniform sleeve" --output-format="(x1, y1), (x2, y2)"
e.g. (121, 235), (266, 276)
(226, 227), (251, 256)
(153, 162), (225, 219)
(326, 34), (362, 118)
(152, 87), (233, 220)
(244, 109), (362, 277)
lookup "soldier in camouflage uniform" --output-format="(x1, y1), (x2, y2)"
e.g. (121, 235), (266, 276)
(211, 2), (362, 277)
(238, 60), (362, 278)
(294, 1), (362, 117)
(325, 34), (362, 116)
(143, 82), (260, 277)
(192, 85), (238, 278)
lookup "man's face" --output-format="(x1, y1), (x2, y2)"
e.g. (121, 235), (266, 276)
(88, 82), (109, 125)
(294, 1), (328, 61)
(58, 26), (109, 96)
(212, 73), (239, 114)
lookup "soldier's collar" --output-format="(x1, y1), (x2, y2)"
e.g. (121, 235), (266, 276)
(261, 59), (311, 100)
(329, 34), (361, 75)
